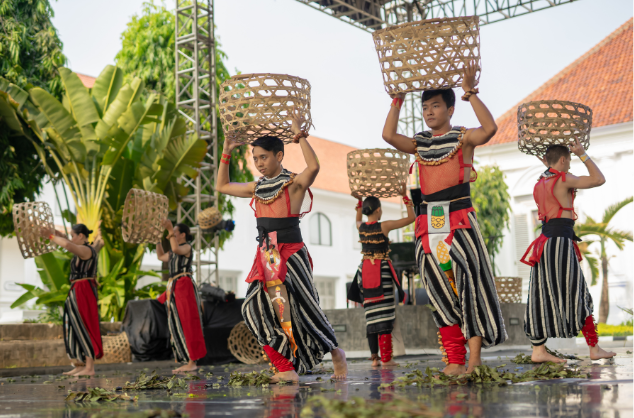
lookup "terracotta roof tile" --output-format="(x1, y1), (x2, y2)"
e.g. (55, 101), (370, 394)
(487, 19), (633, 147)
(76, 73), (96, 88)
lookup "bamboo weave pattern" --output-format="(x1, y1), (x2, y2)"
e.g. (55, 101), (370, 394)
(121, 189), (169, 244)
(12, 202), (56, 259)
(347, 148), (410, 199)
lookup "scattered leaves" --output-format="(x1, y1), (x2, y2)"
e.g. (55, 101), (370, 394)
(228, 370), (272, 387)
(66, 387), (136, 403)
(300, 395), (442, 418)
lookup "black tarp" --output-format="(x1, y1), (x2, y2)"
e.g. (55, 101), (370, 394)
(121, 298), (246, 363)
(122, 299), (172, 362)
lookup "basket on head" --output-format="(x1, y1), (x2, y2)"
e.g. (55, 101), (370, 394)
(347, 148), (410, 199)
(198, 207), (222, 232)
(219, 73), (312, 144)
(227, 321), (268, 364)
(12, 202), (57, 259)
(517, 100), (592, 157)
(121, 189), (169, 244)
(494, 277), (522, 304)
(372, 17), (481, 95)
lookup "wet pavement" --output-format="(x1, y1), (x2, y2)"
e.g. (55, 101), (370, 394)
(0, 348), (631, 418)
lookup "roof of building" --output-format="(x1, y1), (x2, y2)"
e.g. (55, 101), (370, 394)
(487, 18), (633, 147)
(76, 73), (96, 88)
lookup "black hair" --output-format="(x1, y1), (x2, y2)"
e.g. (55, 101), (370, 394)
(251, 135), (284, 156)
(545, 145), (570, 166)
(72, 224), (93, 241)
(362, 197), (381, 216)
(174, 223), (193, 242)
(422, 89), (456, 110)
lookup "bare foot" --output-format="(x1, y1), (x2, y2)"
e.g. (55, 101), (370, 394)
(371, 358), (381, 367)
(330, 348), (348, 380)
(63, 367), (81, 375)
(70, 367), (86, 376)
(173, 361), (198, 373)
(442, 363), (466, 376)
(531, 347), (566, 364)
(74, 369), (95, 377)
(381, 359), (400, 367)
(466, 358), (482, 374)
(270, 370), (299, 383)
(589, 345), (616, 360)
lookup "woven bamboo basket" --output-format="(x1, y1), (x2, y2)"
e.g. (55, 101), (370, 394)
(219, 73), (312, 144)
(347, 148), (410, 199)
(494, 277), (522, 304)
(96, 332), (132, 364)
(372, 17), (481, 94)
(228, 321), (267, 365)
(121, 189), (169, 244)
(198, 207), (222, 231)
(517, 100), (592, 156)
(12, 202), (57, 259)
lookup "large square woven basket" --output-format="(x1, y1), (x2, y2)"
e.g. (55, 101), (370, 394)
(347, 148), (410, 199)
(372, 16), (481, 94)
(12, 202), (57, 259)
(219, 73), (312, 144)
(517, 100), (592, 157)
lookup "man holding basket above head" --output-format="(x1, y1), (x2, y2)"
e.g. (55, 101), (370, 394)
(381, 62), (507, 375)
(521, 139), (615, 363)
(346, 185), (415, 367)
(217, 109), (347, 383)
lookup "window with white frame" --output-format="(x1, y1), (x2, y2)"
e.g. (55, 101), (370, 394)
(314, 276), (337, 310)
(309, 212), (332, 246)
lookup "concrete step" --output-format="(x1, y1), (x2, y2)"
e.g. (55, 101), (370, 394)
(0, 322), (122, 341)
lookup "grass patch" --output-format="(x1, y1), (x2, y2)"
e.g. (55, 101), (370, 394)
(578, 323), (633, 337)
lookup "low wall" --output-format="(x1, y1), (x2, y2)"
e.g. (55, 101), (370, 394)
(323, 304), (528, 354)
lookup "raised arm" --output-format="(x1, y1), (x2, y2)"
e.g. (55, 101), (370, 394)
(561, 138), (606, 190)
(156, 239), (170, 263)
(462, 62), (498, 148)
(44, 229), (92, 260)
(290, 107), (320, 191)
(382, 93), (416, 154)
(355, 199), (363, 229)
(381, 184), (416, 235)
(163, 219), (191, 256)
(216, 139), (256, 198)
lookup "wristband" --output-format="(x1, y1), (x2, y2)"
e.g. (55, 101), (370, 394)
(402, 195), (414, 207)
(221, 153), (231, 164)
(293, 130), (308, 144)
(579, 153), (590, 163)
(49, 234), (54, 240)
(461, 88), (479, 102)
(391, 97), (403, 110)
(355, 199), (363, 210)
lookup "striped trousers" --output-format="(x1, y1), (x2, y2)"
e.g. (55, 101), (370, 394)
(525, 237), (593, 345)
(242, 246), (338, 374)
(166, 275), (207, 362)
(415, 211), (507, 348)
(354, 260), (397, 335)
(63, 280), (103, 362)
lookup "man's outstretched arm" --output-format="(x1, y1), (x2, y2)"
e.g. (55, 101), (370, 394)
(382, 93), (416, 154)
(216, 138), (256, 198)
(462, 62), (497, 148)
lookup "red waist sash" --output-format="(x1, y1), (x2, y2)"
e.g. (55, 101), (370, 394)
(520, 233), (582, 267)
(246, 242), (307, 284)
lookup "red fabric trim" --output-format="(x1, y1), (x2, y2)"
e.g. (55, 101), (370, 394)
(365, 221), (378, 225)
(439, 324), (466, 365)
(263, 345), (295, 372)
(246, 242), (305, 283)
(415, 208), (475, 254)
(581, 315), (598, 347)
(172, 276), (207, 361)
(387, 260), (401, 288)
(521, 233), (583, 267)
(379, 334), (393, 363)
(72, 281), (103, 360)
(157, 292), (167, 304)
(361, 259), (382, 289)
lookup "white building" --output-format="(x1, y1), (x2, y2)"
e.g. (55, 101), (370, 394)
(477, 20), (633, 325)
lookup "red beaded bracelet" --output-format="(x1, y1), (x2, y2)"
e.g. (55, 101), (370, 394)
(293, 131), (308, 144)
(221, 153), (231, 164)
(355, 199), (363, 210)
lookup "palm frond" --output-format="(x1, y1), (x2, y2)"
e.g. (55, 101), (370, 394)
(602, 197), (633, 225)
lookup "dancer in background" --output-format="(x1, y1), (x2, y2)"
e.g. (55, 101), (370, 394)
(521, 139), (616, 362)
(381, 62), (507, 375)
(347, 186), (415, 367)
(217, 109), (347, 383)
(45, 224), (103, 376)
(156, 221), (207, 372)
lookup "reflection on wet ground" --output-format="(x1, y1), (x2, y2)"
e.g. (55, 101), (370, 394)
(0, 349), (631, 418)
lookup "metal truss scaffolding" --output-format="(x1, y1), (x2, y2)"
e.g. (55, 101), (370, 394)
(175, 0), (219, 285)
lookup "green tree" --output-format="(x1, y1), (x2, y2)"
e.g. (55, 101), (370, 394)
(0, 0), (67, 99)
(471, 165), (512, 274)
(574, 197), (633, 324)
(115, 1), (254, 229)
